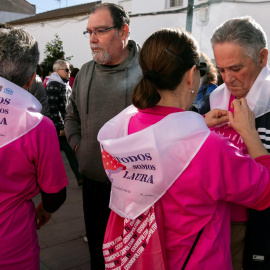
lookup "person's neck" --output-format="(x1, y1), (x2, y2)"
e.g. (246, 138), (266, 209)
(157, 88), (192, 111)
(109, 46), (130, 66)
(157, 98), (188, 111)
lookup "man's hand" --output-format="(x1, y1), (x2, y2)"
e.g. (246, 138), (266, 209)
(228, 98), (255, 135)
(204, 109), (229, 128)
(35, 202), (52, 230)
(228, 98), (268, 159)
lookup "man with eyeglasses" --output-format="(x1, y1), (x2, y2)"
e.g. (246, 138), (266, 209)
(200, 16), (270, 270)
(65, 3), (142, 269)
(46, 59), (82, 187)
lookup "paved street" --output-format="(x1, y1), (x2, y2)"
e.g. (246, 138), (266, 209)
(33, 151), (91, 270)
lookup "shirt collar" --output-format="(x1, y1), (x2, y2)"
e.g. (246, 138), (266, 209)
(138, 105), (184, 116)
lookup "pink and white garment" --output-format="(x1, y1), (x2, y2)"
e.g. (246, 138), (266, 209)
(0, 77), (42, 148)
(209, 66), (270, 222)
(98, 105), (210, 219)
(98, 105), (270, 270)
(209, 66), (270, 118)
(98, 105), (209, 270)
(0, 77), (68, 269)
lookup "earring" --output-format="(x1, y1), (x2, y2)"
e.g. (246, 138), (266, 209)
(188, 89), (195, 94)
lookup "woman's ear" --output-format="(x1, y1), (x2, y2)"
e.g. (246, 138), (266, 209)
(186, 65), (197, 90)
(23, 72), (36, 90)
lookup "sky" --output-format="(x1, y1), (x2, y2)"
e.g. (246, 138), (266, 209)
(27, 0), (97, 14)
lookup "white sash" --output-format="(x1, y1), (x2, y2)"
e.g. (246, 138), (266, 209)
(98, 105), (210, 220)
(210, 66), (270, 118)
(0, 77), (43, 149)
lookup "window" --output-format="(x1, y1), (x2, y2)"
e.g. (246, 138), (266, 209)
(170, 0), (183, 7)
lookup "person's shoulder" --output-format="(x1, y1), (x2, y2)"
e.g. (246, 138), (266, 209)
(46, 80), (62, 89)
(34, 116), (56, 133)
(80, 60), (94, 71)
(25, 115), (55, 140)
(206, 84), (218, 94)
(128, 40), (141, 51)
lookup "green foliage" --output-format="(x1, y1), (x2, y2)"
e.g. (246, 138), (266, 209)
(43, 34), (73, 68)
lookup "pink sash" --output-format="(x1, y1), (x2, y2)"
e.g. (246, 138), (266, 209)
(103, 201), (168, 270)
(98, 105), (210, 220)
(0, 76), (42, 148)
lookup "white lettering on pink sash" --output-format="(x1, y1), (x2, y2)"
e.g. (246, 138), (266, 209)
(103, 207), (157, 270)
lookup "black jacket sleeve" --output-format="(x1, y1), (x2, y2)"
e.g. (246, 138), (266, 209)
(40, 187), (66, 213)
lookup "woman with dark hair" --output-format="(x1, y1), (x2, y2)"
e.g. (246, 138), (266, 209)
(98, 28), (270, 270)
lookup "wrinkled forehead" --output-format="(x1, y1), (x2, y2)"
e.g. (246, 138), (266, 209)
(213, 42), (248, 58)
(213, 41), (252, 59)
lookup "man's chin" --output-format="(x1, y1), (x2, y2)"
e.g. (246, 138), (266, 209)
(93, 56), (106, 65)
(92, 55), (111, 65)
(228, 88), (248, 98)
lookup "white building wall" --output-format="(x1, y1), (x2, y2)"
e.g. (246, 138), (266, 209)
(191, 1), (270, 61)
(130, 13), (187, 47)
(21, 15), (92, 69)
(132, 0), (166, 13)
(118, 0), (132, 12)
(15, 0), (270, 68)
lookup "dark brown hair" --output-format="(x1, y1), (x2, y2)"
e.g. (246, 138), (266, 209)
(90, 3), (130, 28)
(132, 28), (200, 109)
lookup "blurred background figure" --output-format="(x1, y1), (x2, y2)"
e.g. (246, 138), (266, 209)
(42, 64), (53, 87)
(69, 67), (79, 89)
(46, 59), (82, 187)
(28, 73), (50, 116)
(191, 52), (218, 112)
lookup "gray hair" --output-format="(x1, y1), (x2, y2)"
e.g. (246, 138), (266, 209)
(0, 27), (39, 87)
(211, 16), (267, 64)
(53, 59), (69, 71)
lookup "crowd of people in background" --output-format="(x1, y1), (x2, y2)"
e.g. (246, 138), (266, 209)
(36, 62), (79, 89)
(1, 2), (270, 270)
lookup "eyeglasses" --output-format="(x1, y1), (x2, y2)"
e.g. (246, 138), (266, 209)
(83, 26), (117, 38)
(164, 48), (207, 77)
(59, 68), (71, 72)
